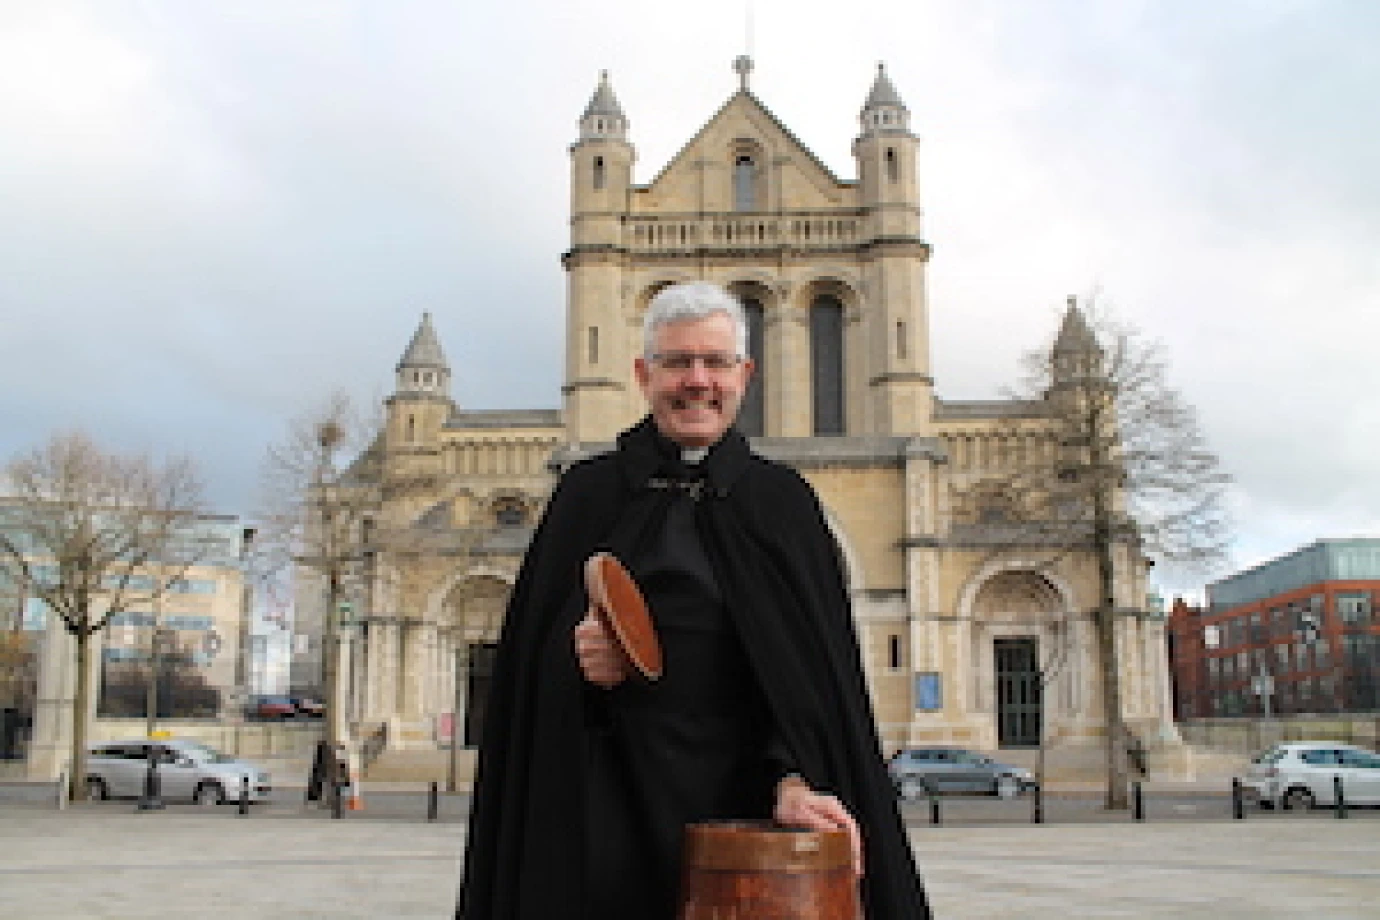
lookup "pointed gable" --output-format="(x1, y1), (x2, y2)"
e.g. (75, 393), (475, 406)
(633, 91), (857, 214)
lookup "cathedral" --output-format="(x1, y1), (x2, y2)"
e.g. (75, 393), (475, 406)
(341, 60), (1185, 780)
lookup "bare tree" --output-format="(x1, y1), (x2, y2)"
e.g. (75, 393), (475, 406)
(0, 431), (207, 799)
(257, 392), (381, 755)
(989, 296), (1231, 807)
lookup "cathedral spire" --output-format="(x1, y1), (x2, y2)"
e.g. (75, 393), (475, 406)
(860, 62), (910, 134)
(394, 312), (451, 399)
(579, 70), (628, 141)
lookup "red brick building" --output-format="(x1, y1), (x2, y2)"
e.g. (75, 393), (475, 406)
(1168, 539), (1380, 719)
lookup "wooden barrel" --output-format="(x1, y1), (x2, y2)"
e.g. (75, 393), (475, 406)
(677, 821), (861, 920)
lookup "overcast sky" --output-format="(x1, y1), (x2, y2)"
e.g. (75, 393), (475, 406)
(3, 0), (1376, 594)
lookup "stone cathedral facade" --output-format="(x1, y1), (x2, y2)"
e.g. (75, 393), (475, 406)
(341, 61), (1185, 778)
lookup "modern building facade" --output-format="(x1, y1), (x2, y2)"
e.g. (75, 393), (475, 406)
(323, 60), (1182, 777)
(1169, 538), (1380, 719)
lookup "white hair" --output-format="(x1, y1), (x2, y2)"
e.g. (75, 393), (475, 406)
(641, 282), (749, 359)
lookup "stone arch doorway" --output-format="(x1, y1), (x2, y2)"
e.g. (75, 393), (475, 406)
(970, 568), (1066, 749)
(443, 575), (509, 746)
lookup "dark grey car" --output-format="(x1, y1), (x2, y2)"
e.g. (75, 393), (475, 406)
(888, 747), (1035, 799)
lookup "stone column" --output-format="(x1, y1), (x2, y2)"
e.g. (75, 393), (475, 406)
(27, 613), (92, 781)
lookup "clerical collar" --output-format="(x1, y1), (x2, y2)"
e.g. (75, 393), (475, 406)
(682, 447), (709, 467)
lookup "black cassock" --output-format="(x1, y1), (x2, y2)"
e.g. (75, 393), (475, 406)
(457, 418), (930, 920)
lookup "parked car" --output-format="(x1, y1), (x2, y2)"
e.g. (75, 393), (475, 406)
(888, 747), (1035, 799)
(1239, 742), (1380, 809)
(247, 695), (298, 721)
(289, 696), (325, 719)
(85, 739), (272, 806)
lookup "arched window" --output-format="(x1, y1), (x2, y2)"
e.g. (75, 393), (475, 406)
(593, 156), (605, 190)
(494, 498), (527, 529)
(885, 148), (898, 184)
(587, 326), (599, 365)
(406, 414), (416, 441)
(738, 297), (765, 437)
(895, 320), (907, 359)
(810, 294), (845, 435)
(734, 155), (756, 211)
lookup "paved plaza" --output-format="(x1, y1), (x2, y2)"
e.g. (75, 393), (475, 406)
(1, 802), (1377, 918)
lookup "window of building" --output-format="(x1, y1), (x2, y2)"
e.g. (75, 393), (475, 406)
(170, 579), (217, 595)
(888, 634), (902, 670)
(1337, 592), (1371, 625)
(407, 415), (416, 442)
(1276, 643), (1291, 672)
(587, 326), (599, 365)
(895, 320), (907, 359)
(164, 615), (214, 631)
(593, 155), (606, 190)
(734, 155), (756, 211)
(494, 499), (527, 529)
(885, 147), (898, 183)
(810, 294), (845, 436)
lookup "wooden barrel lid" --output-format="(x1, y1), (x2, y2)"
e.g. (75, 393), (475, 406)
(584, 551), (663, 681)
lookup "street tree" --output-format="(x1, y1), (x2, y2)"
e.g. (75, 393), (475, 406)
(994, 296), (1231, 808)
(258, 392), (380, 756)
(0, 431), (207, 799)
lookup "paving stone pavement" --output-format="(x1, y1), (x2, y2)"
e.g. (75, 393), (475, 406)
(1, 808), (1377, 918)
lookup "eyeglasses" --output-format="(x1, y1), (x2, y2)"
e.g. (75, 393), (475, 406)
(648, 351), (744, 372)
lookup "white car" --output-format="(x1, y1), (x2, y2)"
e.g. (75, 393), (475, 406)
(85, 739), (272, 806)
(1240, 742), (1380, 809)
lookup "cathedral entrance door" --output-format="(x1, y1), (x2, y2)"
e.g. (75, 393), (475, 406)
(994, 638), (1041, 748)
(464, 643), (497, 746)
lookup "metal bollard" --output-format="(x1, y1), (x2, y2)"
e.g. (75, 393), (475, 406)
(1031, 782), (1043, 824)
(137, 751), (164, 811)
(428, 781), (439, 822)
(331, 780), (344, 820)
(927, 782), (941, 826)
(1132, 781), (1144, 822)
(56, 769), (68, 811)
(238, 775), (250, 816)
(1231, 777), (1244, 820)
(1334, 775), (1348, 819)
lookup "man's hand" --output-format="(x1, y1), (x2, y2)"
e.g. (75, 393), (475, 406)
(774, 775), (864, 878)
(573, 607), (632, 688)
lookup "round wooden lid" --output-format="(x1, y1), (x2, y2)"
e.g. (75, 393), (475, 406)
(584, 552), (663, 681)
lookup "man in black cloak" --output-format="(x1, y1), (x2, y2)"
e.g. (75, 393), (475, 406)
(457, 282), (930, 919)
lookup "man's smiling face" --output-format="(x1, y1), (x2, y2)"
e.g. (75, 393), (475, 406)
(634, 312), (754, 448)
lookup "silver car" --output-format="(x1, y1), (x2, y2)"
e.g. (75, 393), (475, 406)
(888, 746), (1035, 799)
(1240, 742), (1380, 809)
(85, 739), (272, 806)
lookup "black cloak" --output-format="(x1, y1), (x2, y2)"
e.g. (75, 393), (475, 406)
(457, 419), (930, 919)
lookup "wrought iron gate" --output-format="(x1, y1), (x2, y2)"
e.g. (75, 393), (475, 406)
(995, 638), (1042, 748)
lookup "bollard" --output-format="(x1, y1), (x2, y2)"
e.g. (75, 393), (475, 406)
(1231, 777), (1244, 820)
(428, 781), (439, 822)
(238, 775), (250, 816)
(331, 780), (344, 820)
(926, 782), (941, 827)
(1334, 775), (1348, 819)
(1031, 782), (1043, 824)
(56, 769), (68, 811)
(137, 749), (164, 811)
(1132, 781), (1144, 822)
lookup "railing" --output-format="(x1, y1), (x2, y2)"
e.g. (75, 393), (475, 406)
(624, 212), (864, 252)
